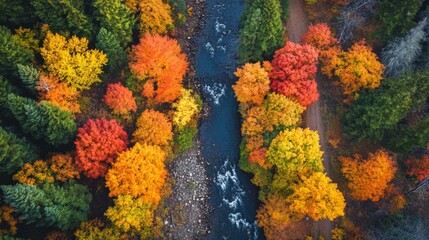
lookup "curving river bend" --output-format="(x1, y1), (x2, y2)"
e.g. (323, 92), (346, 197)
(194, 0), (264, 239)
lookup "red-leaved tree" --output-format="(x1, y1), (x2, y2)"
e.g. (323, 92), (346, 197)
(301, 23), (337, 50)
(75, 118), (129, 179)
(129, 33), (188, 103)
(103, 83), (137, 115)
(269, 41), (319, 107)
(406, 155), (429, 181)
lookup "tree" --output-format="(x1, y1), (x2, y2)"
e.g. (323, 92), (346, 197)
(133, 109), (173, 146)
(105, 195), (154, 234)
(136, 0), (173, 35)
(406, 155), (429, 181)
(262, 93), (304, 131)
(170, 0), (188, 24)
(256, 194), (291, 239)
(40, 32), (107, 90)
(30, 0), (93, 39)
(326, 40), (384, 96)
(74, 218), (125, 240)
(105, 143), (167, 204)
(288, 172), (345, 221)
(340, 149), (397, 202)
(381, 16), (428, 78)
(0, 26), (32, 78)
(75, 118), (129, 179)
(241, 106), (266, 137)
(12, 160), (54, 185)
(172, 89), (200, 128)
(37, 75), (81, 113)
(233, 62), (271, 105)
(269, 41), (319, 107)
(0, 0), (35, 27)
(377, 0), (421, 43)
(368, 215), (429, 240)
(49, 153), (80, 182)
(266, 128), (323, 189)
(0, 205), (18, 235)
(7, 95), (77, 146)
(12, 27), (39, 59)
(301, 23), (337, 50)
(0, 126), (39, 175)
(96, 28), (127, 72)
(0, 76), (19, 112)
(17, 64), (39, 95)
(0, 181), (92, 230)
(93, 0), (135, 47)
(239, 0), (284, 62)
(103, 83), (137, 115)
(129, 33), (188, 103)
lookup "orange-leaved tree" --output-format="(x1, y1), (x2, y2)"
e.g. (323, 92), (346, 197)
(129, 33), (188, 103)
(256, 194), (291, 240)
(301, 23), (337, 50)
(241, 106), (266, 137)
(323, 40), (384, 96)
(103, 83), (137, 115)
(104, 195), (154, 235)
(75, 118), (129, 179)
(48, 153), (80, 182)
(40, 32), (107, 90)
(133, 109), (173, 146)
(340, 149), (396, 202)
(405, 155), (429, 181)
(12, 160), (54, 185)
(287, 172), (345, 221)
(137, 0), (173, 35)
(233, 62), (271, 105)
(105, 143), (167, 204)
(37, 74), (81, 113)
(269, 41), (319, 107)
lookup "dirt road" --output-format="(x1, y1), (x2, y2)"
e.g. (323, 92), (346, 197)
(286, 0), (333, 239)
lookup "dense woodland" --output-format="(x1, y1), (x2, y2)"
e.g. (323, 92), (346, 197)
(0, 0), (428, 239)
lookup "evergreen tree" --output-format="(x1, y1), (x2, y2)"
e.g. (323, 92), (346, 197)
(0, 126), (39, 175)
(93, 0), (135, 47)
(169, 0), (188, 24)
(30, 0), (93, 39)
(0, 26), (32, 78)
(96, 28), (127, 72)
(0, 0), (35, 27)
(7, 94), (77, 146)
(0, 76), (19, 112)
(377, 0), (421, 43)
(17, 64), (39, 95)
(0, 181), (92, 230)
(239, 0), (284, 62)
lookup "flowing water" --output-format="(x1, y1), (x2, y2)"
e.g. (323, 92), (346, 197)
(195, 0), (263, 239)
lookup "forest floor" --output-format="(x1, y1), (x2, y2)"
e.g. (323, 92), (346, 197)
(161, 0), (212, 239)
(287, 0), (333, 239)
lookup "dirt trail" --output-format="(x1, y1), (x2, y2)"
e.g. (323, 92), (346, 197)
(286, 0), (333, 239)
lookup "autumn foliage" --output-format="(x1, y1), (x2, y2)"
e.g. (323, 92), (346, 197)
(75, 118), (129, 179)
(233, 62), (271, 105)
(133, 109), (173, 146)
(405, 155), (429, 181)
(172, 89), (200, 128)
(37, 75), (80, 113)
(256, 195), (291, 239)
(40, 32), (107, 90)
(103, 83), (137, 115)
(129, 34), (188, 103)
(301, 23), (337, 50)
(12, 160), (54, 185)
(137, 0), (173, 35)
(0, 206), (17, 235)
(48, 153), (80, 182)
(105, 143), (167, 204)
(322, 40), (384, 96)
(340, 149), (396, 202)
(269, 41), (319, 107)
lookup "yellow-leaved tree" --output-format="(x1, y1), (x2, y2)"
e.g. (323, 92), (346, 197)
(105, 195), (154, 236)
(137, 0), (173, 35)
(172, 89), (200, 129)
(40, 32), (107, 90)
(287, 172), (345, 221)
(233, 62), (271, 105)
(105, 143), (166, 204)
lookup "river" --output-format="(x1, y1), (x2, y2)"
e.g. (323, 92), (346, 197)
(194, 0), (264, 239)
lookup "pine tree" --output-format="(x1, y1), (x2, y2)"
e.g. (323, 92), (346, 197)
(96, 28), (127, 72)
(17, 64), (39, 94)
(94, 0), (135, 47)
(0, 26), (32, 78)
(239, 0), (284, 62)
(30, 0), (93, 39)
(0, 126), (39, 175)
(0, 0), (35, 27)
(0, 76), (19, 112)
(0, 181), (92, 230)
